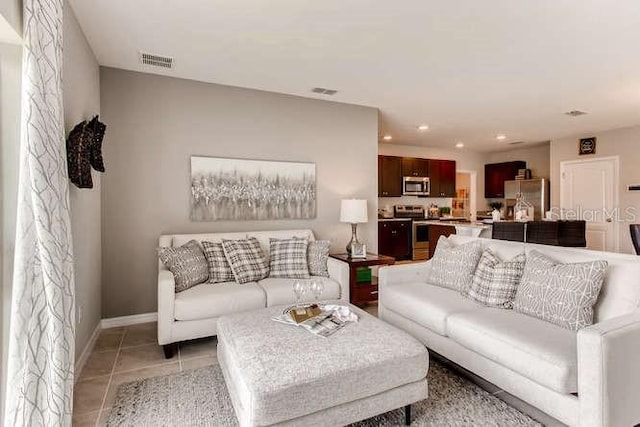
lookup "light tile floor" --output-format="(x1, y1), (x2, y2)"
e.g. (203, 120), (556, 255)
(72, 322), (217, 427)
(73, 306), (565, 427)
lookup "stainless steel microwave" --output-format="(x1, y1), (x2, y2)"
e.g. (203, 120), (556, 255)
(403, 176), (430, 196)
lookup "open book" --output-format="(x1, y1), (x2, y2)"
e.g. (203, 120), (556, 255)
(272, 303), (358, 338)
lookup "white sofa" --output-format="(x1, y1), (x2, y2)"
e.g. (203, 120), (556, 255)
(158, 229), (349, 357)
(379, 235), (640, 427)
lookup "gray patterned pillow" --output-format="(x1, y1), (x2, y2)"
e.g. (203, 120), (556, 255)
(429, 236), (482, 292)
(202, 241), (235, 283)
(222, 237), (270, 284)
(268, 238), (310, 279)
(308, 240), (330, 277)
(513, 250), (608, 331)
(157, 240), (209, 292)
(465, 249), (525, 308)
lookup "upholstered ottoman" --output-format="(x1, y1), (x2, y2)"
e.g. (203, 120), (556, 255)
(217, 303), (429, 427)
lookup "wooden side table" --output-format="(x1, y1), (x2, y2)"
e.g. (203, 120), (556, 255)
(329, 253), (395, 306)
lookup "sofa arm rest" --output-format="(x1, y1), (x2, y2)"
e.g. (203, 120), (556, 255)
(378, 261), (432, 290)
(157, 269), (176, 345)
(577, 311), (640, 427)
(327, 257), (350, 302)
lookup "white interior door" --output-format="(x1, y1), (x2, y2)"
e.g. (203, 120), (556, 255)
(560, 157), (619, 252)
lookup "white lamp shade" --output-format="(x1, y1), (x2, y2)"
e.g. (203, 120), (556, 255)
(340, 199), (368, 223)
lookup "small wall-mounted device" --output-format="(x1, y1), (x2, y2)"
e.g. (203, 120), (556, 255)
(627, 184), (640, 192)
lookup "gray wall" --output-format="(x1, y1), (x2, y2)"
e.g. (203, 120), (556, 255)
(100, 68), (378, 318)
(0, 41), (21, 424)
(63, 2), (102, 360)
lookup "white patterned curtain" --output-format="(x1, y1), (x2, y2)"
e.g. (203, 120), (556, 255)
(4, 0), (76, 426)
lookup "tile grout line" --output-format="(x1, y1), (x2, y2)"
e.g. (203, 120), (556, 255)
(95, 327), (127, 427)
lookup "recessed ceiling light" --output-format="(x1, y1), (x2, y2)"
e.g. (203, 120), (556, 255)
(382, 135), (393, 141)
(496, 134), (507, 141)
(417, 124), (429, 131)
(455, 142), (464, 148)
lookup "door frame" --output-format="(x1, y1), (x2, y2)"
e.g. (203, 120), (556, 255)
(559, 155), (620, 252)
(457, 169), (477, 221)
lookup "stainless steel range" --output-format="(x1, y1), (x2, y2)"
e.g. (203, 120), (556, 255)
(394, 205), (430, 261)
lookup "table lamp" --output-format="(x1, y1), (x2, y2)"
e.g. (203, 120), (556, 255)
(340, 199), (368, 256)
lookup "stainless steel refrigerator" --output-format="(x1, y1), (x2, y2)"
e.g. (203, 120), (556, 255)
(504, 179), (550, 221)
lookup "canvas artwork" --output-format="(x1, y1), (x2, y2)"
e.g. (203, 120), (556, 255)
(190, 156), (316, 221)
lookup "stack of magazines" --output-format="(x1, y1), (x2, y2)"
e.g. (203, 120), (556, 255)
(272, 303), (358, 337)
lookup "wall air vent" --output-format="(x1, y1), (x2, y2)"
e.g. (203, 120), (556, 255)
(311, 87), (338, 95)
(139, 52), (174, 69)
(565, 110), (587, 117)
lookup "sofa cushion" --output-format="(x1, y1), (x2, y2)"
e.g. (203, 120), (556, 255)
(201, 241), (235, 283)
(382, 282), (480, 336)
(430, 236), (483, 293)
(157, 240), (209, 292)
(222, 237), (270, 284)
(258, 277), (341, 306)
(268, 238), (310, 279)
(524, 243), (640, 322)
(447, 308), (578, 394)
(465, 249), (525, 308)
(514, 250), (608, 331)
(174, 282), (266, 321)
(307, 240), (330, 277)
(247, 229), (315, 256)
(171, 232), (247, 247)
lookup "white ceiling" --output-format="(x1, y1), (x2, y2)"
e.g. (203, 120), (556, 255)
(69, 0), (640, 152)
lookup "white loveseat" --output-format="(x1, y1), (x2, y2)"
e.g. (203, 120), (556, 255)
(158, 229), (349, 357)
(379, 235), (640, 427)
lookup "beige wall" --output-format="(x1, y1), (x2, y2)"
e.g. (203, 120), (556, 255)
(551, 126), (640, 255)
(0, 0), (21, 36)
(100, 68), (378, 318)
(0, 41), (21, 423)
(378, 143), (487, 211)
(63, 2), (102, 360)
(487, 142), (550, 180)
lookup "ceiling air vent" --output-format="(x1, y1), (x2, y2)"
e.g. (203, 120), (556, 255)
(311, 87), (338, 95)
(139, 52), (174, 69)
(508, 141), (525, 145)
(565, 110), (587, 117)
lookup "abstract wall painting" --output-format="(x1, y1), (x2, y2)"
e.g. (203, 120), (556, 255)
(190, 156), (316, 221)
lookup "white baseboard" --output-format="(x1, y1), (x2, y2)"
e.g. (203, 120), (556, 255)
(101, 312), (158, 329)
(75, 322), (101, 381)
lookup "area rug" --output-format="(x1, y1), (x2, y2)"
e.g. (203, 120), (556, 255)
(107, 361), (541, 426)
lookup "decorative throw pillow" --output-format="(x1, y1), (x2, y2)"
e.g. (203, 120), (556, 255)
(429, 236), (482, 292)
(465, 249), (526, 308)
(268, 238), (310, 279)
(222, 237), (270, 284)
(308, 240), (330, 277)
(202, 241), (235, 283)
(157, 240), (209, 292)
(513, 250), (608, 331)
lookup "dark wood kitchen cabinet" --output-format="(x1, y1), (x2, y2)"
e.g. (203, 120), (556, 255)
(485, 161), (526, 198)
(428, 224), (456, 259)
(401, 157), (429, 177)
(378, 155), (402, 197)
(428, 159), (456, 197)
(378, 220), (411, 261)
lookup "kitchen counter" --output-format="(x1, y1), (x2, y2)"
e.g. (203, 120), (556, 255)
(409, 219), (490, 229)
(377, 218), (412, 222)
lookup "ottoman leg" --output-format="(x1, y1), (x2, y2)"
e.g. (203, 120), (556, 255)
(163, 343), (177, 359)
(404, 404), (411, 425)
